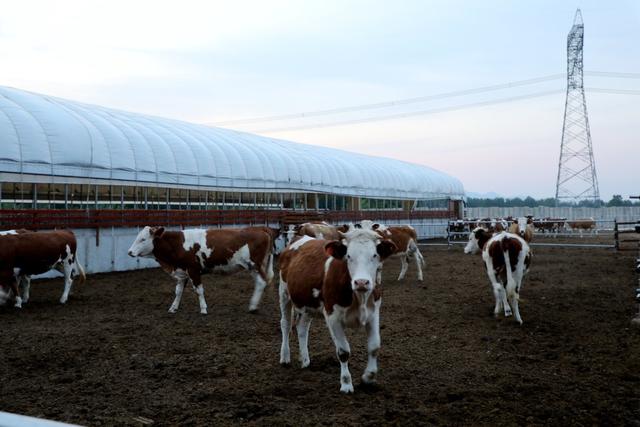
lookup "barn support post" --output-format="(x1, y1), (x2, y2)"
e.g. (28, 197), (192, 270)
(614, 219), (619, 251)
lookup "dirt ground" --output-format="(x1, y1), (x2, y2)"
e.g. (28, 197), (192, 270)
(1, 244), (639, 426)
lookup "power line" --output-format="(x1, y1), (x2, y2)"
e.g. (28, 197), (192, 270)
(250, 89), (564, 134)
(586, 87), (640, 95)
(247, 86), (640, 134)
(208, 74), (565, 126)
(206, 70), (640, 127)
(585, 71), (640, 79)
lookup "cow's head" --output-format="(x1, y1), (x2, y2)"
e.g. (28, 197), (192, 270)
(128, 226), (164, 258)
(324, 229), (396, 294)
(516, 217), (528, 237)
(285, 225), (298, 245)
(464, 227), (492, 254)
(358, 220), (381, 231)
(272, 229), (287, 255)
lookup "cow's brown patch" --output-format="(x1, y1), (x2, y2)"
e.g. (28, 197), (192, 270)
(279, 239), (326, 309)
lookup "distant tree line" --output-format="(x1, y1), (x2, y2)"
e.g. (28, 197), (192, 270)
(466, 195), (640, 208)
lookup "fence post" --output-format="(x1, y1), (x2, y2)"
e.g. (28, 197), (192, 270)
(446, 221), (451, 249)
(614, 218), (619, 251)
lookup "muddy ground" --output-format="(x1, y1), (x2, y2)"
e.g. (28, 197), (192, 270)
(1, 244), (639, 426)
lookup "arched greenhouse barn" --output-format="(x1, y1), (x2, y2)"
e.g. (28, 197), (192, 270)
(0, 86), (464, 273)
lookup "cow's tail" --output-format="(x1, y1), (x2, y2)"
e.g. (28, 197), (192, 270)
(75, 256), (86, 285)
(503, 252), (517, 300)
(266, 252), (275, 285)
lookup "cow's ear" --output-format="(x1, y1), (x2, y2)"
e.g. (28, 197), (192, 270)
(377, 240), (397, 259)
(474, 228), (485, 239)
(372, 223), (380, 230)
(354, 223), (362, 229)
(325, 240), (347, 259)
(153, 226), (165, 238)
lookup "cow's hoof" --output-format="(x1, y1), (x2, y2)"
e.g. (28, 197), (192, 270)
(59, 298), (67, 304)
(361, 372), (377, 384)
(200, 309), (208, 315)
(168, 307), (178, 313)
(248, 307), (259, 314)
(340, 383), (354, 394)
(300, 359), (310, 369)
(504, 309), (513, 317)
(280, 355), (291, 366)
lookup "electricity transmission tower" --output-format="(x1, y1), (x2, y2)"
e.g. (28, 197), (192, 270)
(555, 9), (600, 205)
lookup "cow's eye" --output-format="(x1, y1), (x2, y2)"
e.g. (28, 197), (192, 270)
(373, 253), (378, 259)
(347, 254), (351, 260)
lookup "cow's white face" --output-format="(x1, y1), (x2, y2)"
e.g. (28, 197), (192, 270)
(325, 229), (396, 293)
(285, 225), (297, 245)
(516, 217), (527, 236)
(273, 232), (287, 255)
(464, 227), (485, 254)
(128, 226), (163, 258)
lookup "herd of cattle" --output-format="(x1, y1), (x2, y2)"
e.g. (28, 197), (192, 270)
(1, 219), (537, 393)
(448, 216), (598, 238)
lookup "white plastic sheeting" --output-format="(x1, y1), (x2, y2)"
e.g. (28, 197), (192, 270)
(0, 86), (464, 200)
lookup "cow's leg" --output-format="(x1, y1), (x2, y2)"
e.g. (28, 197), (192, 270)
(510, 276), (523, 325)
(20, 276), (31, 304)
(362, 300), (382, 384)
(278, 279), (292, 365)
(296, 310), (312, 368)
(324, 311), (353, 393)
(486, 267), (510, 317)
(168, 277), (186, 313)
(59, 260), (74, 304)
(511, 291), (522, 325)
(188, 270), (207, 315)
(491, 282), (502, 316)
(11, 277), (22, 308)
(397, 254), (409, 281)
(248, 271), (267, 313)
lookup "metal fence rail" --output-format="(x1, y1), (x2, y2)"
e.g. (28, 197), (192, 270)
(418, 219), (640, 250)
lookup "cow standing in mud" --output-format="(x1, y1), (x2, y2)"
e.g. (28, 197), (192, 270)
(128, 226), (274, 314)
(358, 220), (424, 282)
(0, 229), (85, 307)
(278, 229), (396, 393)
(464, 228), (532, 324)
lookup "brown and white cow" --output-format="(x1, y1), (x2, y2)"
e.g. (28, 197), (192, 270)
(0, 229), (86, 307)
(358, 220), (424, 281)
(127, 226), (274, 314)
(278, 229), (396, 393)
(566, 218), (597, 237)
(296, 222), (342, 241)
(507, 217), (534, 243)
(464, 228), (532, 324)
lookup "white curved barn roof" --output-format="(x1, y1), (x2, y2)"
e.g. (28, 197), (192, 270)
(0, 86), (464, 200)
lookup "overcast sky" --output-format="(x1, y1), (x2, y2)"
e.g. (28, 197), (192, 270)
(1, 0), (638, 200)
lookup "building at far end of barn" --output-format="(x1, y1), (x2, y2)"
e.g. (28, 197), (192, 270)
(0, 86), (465, 274)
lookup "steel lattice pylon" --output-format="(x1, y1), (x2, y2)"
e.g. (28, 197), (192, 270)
(555, 9), (600, 204)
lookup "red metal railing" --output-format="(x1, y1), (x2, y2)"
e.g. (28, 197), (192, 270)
(0, 208), (454, 230)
